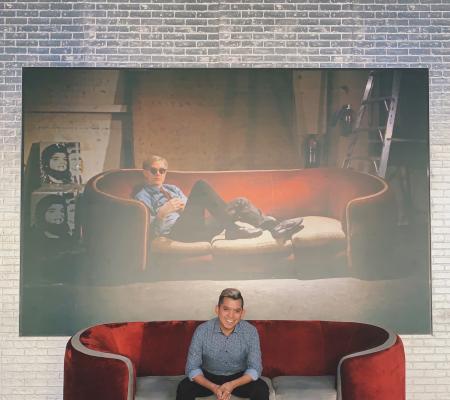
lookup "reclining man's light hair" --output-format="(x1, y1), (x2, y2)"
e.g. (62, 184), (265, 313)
(142, 155), (168, 170)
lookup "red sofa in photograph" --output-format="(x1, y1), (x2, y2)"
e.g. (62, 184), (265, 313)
(82, 168), (395, 283)
(64, 320), (405, 400)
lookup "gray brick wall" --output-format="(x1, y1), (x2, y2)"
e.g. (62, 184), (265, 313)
(1, 1), (449, 399)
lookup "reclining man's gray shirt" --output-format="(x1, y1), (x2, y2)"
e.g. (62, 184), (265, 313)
(186, 318), (262, 381)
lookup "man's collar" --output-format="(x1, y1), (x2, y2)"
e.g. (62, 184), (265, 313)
(213, 317), (241, 335)
(145, 184), (165, 192)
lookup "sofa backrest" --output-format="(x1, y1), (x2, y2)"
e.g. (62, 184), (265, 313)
(255, 320), (389, 376)
(79, 320), (390, 378)
(87, 168), (387, 221)
(80, 321), (200, 377)
(166, 170), (327, 219)
(92, 169), (147, 199)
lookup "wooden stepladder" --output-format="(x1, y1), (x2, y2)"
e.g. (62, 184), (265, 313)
(342, 70), (401, 178)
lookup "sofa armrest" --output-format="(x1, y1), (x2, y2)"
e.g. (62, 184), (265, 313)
(84, 187), (150, 282)
(345, 180), (394, 233)
(344, 182), (396, 276)
(337, 330), (405, 400)
(64, 329), (136, 400)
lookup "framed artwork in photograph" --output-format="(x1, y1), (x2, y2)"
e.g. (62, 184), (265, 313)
(20, 68), (431, 336)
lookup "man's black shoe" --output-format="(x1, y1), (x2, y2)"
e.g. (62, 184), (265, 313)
(270, 217), (304, 240)
(225, 225), (263, 240)
(260, 216), (278, 231)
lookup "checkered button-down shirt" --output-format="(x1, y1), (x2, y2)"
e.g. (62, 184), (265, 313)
(186, 318), (262, 381)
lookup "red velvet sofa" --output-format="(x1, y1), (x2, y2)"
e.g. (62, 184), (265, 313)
(64, 320), (405, 400)
(82, 168), (395, 283)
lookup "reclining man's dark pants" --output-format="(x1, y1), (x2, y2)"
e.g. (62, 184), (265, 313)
(168, 180), (235, 242)
(176, 370), (270, 400)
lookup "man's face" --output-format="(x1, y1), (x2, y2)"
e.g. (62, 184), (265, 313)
(49, 152), (68, 171)
(44, 204), (65, 225)
(215, 297), (245, 336)
(144, 160), (167, 187)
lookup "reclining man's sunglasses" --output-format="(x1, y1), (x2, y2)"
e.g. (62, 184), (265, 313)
(149, 167), (167, 175)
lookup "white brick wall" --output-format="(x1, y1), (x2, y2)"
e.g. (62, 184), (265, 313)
(1, 1), (449, 399)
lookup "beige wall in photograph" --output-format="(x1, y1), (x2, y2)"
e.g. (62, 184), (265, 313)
(23, 69), (127, 182)
(132, 70), (301, 171)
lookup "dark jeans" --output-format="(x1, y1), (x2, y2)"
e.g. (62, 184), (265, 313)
(168, 180), (236, 242)
(176, 370), (269, 400)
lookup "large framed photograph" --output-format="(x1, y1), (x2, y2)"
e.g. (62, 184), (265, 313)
(21, 68), (431, 336)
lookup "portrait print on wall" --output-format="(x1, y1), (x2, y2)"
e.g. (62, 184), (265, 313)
(20, 68), (431, 336)
(30, 191), (78, 240)
(22, 189), (82, 302)
(40, 142), (83, 185)
(33, 193), (70, 239)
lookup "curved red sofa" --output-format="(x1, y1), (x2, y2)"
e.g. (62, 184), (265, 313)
(82, 168), (396, 282)
(64, 320), (405, 400)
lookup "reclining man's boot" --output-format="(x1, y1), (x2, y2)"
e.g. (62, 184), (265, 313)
(226, 197), (278, 230)
(225, 223), (263, 240)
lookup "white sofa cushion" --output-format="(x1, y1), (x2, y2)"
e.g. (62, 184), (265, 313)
(291, 216), (345, 249)
(135, 375), (275, 400)
(150, 237), (212, 256)
(149, 217), (344, 258)
(211, 226), (293, 256)
(135, 375), (182, 400)
(272, 376), (336, 400)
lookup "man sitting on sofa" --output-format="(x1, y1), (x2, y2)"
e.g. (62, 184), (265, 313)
(176, 288), (269, 400)
(135, 155), (274, 241)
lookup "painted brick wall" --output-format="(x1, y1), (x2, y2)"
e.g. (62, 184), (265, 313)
(0, 1), (449, 399)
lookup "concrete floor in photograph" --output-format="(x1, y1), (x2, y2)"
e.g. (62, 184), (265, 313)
(21, 218), (431, 336)
(22, 269), (430, 336)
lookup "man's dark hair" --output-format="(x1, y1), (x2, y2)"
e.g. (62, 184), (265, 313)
(218, 288), (244, 308)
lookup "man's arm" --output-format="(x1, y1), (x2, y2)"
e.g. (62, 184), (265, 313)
(185, 326), (203, 381)
(135, 188), (176, 236)
(156, 186), (186, 218)
(186, 326), (223, 397)
(135, 189), (157, 223)
(244, 325), (263, 380)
